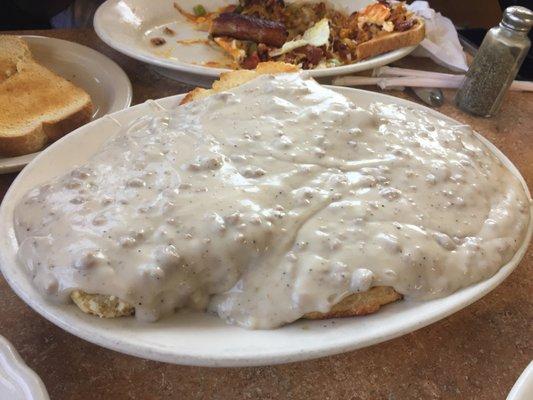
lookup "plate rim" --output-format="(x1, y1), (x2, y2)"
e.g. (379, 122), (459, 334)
(0, 85), (531, 367)
(0, 34), (133, 175)
(93, 0), (417, 78)
(507, 361), (533, 400)
(0, 335), (50, 400)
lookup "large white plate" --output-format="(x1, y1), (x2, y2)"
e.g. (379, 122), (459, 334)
(0, 35), (132, 174)
(0, 87), (531, 367)
(94, 0), (417, 86)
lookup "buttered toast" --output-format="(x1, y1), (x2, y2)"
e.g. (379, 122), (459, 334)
(0, 35), (93, 157)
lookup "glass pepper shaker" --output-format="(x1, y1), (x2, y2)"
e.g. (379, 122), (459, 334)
(455, 6), (533, 117)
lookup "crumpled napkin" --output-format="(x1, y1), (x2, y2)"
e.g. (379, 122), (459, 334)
(407, 1), (469, 72)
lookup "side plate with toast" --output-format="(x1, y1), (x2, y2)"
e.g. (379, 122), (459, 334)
(0, 36), (132, 174)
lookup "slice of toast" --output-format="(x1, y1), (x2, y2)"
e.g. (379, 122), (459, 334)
(72, 62), (402, 322)
(0, 35), (32, 83)
(356, 19), (425, 60)
(0, 35), (93, 157)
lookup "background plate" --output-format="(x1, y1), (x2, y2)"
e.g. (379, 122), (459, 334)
(507, 362), (533, 400)
(0, 87), (530, 367)
(0, 335), (49, 400)
(0, 35), (132, 174)
(94, 0), (416, 86)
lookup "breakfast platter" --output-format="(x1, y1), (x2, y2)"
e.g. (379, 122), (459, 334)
(1, 77), (530, 366)
(94, 0), (420, 85)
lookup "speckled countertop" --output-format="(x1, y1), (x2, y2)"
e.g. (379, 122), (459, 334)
(0, 29), (531, 400)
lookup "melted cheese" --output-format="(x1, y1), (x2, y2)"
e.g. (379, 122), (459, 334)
(270, 19), (330, 57)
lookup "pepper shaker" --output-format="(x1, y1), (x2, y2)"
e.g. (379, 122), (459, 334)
(455, 6), (533, 117)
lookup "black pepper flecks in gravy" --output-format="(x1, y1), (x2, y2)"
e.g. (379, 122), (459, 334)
(14, 73), (530, 328)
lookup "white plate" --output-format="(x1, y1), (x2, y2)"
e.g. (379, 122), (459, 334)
(507, 362), (533, 400)
(93, 0), (417, 86)
(0, 87), (530, 367)
(0, 35), (132, 174)
(0, 335), (49, 400)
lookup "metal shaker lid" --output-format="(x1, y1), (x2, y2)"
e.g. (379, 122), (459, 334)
(502, 6), (533, 32)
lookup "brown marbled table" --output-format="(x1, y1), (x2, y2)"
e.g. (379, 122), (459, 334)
(0, 29), (531, 400)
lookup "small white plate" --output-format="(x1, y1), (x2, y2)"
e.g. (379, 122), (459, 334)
(0, 87), (530, 367)
(507, 362), (533, 400)
(0, 335), (49, 400)
(94, 0), (417, 86)
(0, 35), (132, 174)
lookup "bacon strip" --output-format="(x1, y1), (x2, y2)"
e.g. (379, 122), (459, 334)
(210, 13), (288, 47)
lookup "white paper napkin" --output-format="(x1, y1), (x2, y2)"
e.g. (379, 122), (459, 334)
(407, 1), (469, 72)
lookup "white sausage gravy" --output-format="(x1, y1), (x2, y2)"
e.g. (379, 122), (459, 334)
(14, 73), (530, 328)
